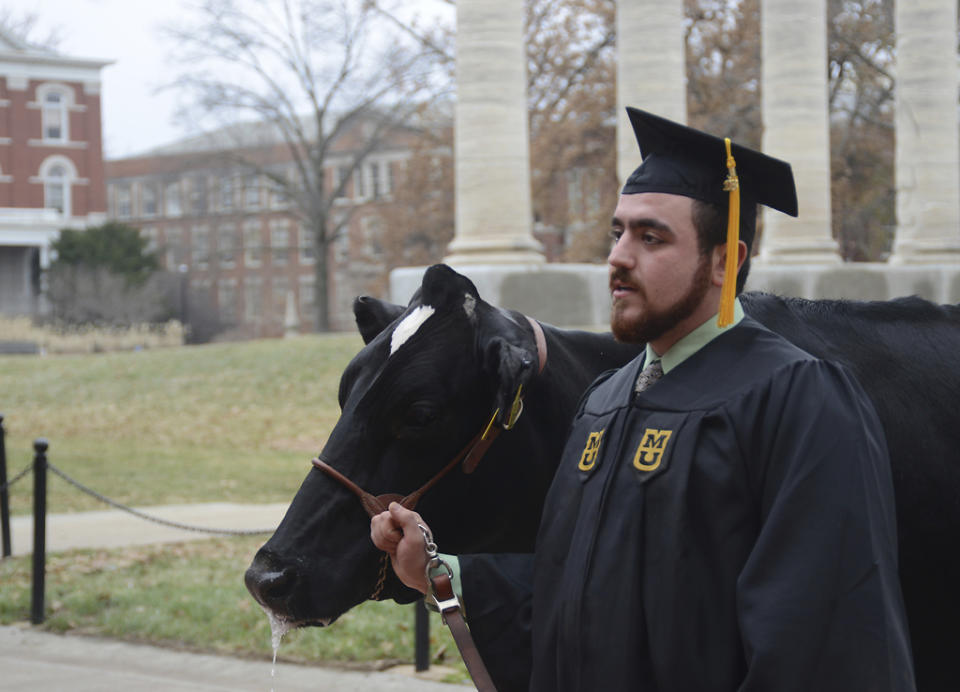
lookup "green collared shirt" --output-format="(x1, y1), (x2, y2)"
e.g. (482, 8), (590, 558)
(646, 297), (745, 373)
(437, 298), (745, 613)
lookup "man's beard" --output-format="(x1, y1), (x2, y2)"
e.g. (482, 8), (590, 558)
(610, 256), (713, 345)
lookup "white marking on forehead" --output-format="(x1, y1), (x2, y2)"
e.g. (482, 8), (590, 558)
(463, 293), (476, 318)
(390, 305), (436, 355)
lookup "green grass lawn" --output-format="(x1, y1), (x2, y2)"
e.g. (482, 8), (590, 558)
(0, 536), (467, 681)
(1, 334), (362, 515)
(0, 336), (469, 681)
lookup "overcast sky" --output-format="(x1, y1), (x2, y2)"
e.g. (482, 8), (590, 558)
(5, 0), (197, 159)
(6, 0), (450, 161)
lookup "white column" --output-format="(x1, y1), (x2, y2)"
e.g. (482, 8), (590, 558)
(758, 0), (840, 263)
(616, 0), (687, 186)
(890, 0), (960, 263)
(444, 0), (543, 265)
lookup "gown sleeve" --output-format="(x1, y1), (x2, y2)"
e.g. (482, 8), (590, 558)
(458, 553), (535, 692)
(735, 360), (916, 691)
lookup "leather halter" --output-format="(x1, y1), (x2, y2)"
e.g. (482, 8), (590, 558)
(311, 316), (548, 519)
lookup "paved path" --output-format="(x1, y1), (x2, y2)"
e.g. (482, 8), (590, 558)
(3, 504), (472, 690)
(0, 625), (469, 691)
(8, 502), (289, 556)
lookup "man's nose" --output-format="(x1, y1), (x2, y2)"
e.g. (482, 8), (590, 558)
(608, 234), (634, 269)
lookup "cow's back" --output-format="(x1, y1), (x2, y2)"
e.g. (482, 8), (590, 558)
(742, 292), (960, 692)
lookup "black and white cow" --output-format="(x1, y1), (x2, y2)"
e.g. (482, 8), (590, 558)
(246, 264), (960, 691)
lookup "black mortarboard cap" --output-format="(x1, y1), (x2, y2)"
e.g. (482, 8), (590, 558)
(622, 107), (799, 325)
(622, 107), (798, 249)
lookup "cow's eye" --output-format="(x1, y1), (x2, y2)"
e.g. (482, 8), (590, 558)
(402, 403), (439, 429)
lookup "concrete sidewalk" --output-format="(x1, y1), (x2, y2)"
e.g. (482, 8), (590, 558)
(3, 503), (472, 690)
(8, 502), (289, 556)
(0, 625), (470, 691)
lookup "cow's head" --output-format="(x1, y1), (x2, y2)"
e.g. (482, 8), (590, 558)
(245, 264), (545, 627)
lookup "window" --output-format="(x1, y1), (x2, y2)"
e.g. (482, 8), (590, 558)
(269, 172), (291, 209)
(361, 215), (383, 257)
(334, 164), (351, 199)
(46, 165), (67, 213)
(141, 227), (158, 255)
(115, 184), (132, 218)
(270, 219), (290, 266)
(354, 166), (367, 200)
(188, 176), (207, 216)
(219, 175), (234, 211)
(218, 278), (238, 323)
(243, 220), (262, 267)
(219, 223), (237, 267)
(298, 224), (315, 264)
(385, 161), (395, 197)
(272, 277), (290, 319)
(244, 175), (260, 209)
(370, 161), (382, 199)
(40, 86), (70, 142)
(142, 183), (159, 217)
(165, 181), (182, 217)
(298, 276), (315, 324)
(164, 227), (185, 270)
(244, 277), (262, 321)
(40, 156), (76, 217)
(192, 225), (210, 268)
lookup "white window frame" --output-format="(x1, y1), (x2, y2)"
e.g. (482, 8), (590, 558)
(298, 223), (316, 265)
(270, 219), (290, 267)
(218, 223), (237, 268)
(244, 276), (262, 321)
(165, 180), (182, 217)
(40, 155), (77, 217)
(37, 83), (72, 143)
(243, 220), (262, 267)
(192, 224), (210, 269)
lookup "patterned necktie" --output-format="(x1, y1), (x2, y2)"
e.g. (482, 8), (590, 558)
(635, 359), (664, 393)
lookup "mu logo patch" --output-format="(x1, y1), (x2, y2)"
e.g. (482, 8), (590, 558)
(578, 430), (605, 471)
(633, 428), (673, 472)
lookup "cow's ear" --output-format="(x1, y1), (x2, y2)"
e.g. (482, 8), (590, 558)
(354, 296), (405, 344)
(483, 336), (536, 428)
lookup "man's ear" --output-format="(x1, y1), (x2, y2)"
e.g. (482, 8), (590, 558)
(711, 240), (748, 288)
(353, 296), (406, 344)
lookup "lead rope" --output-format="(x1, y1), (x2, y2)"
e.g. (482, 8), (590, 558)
(418, 523), (498, 692)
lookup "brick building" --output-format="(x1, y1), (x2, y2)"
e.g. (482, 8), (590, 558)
(0, 27), (109, 316)
(105, 117), (443, 336)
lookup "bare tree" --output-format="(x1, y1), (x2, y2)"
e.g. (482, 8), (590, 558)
(165, 0), (444, 331)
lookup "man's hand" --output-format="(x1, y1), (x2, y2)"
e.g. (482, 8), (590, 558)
(370, 502), (430, 594)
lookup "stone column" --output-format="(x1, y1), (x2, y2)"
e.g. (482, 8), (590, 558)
(616, 0), (687, 186)
(757, 0), (840, 263)
(444, 0), (543, 265)
(890, 0), (960, 263)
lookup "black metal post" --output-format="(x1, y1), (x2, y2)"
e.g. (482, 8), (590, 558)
(31, 438), (48, 625)
(0, 414), (10, 558)
(415, 597), (430, 671)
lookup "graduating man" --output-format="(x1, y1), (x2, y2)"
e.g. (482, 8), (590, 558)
(372, 109), (916, 691)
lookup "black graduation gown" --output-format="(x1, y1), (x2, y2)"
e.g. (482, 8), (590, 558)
(461, 317), (915, 692)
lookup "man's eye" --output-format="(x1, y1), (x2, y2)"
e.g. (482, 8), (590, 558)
(610, 228), (623, 242)
(642, 232), (662, 245)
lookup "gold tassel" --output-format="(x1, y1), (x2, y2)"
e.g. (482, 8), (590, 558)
(718, 137), (740, 327)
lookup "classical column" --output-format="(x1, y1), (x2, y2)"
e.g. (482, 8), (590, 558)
(444, 0), (543, 265)
(890, 0), (960, 263)
(616, 0), (686, 185)
(758, 0), (840, 263)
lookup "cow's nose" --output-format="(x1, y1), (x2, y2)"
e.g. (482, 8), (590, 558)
(245, 552), (299, 611)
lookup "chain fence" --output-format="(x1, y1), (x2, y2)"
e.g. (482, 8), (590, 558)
(44, 461), (274, 536)
(0, 461), (32, 493)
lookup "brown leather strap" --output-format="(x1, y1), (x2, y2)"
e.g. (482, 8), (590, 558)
(431, 573), (498, 692)
(525, 316), (548, 375)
